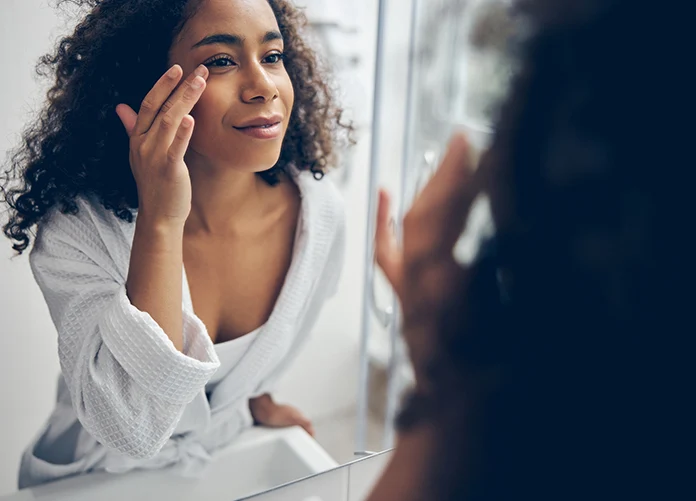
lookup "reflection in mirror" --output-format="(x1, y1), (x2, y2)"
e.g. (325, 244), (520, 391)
(0, 0), (522, 498)
(355, 0), (522, 454)
(0, 0), (389, 500)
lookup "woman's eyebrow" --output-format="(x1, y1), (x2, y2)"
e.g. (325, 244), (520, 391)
(191, 30), (283, 49)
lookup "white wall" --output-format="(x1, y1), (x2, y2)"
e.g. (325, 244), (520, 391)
(0, 1), (74, 495)
(0, 0), (378, 496)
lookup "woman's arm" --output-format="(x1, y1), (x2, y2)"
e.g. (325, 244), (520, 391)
(116, 64), (210, 352)
(30, 212), (219, 459)
(369, 135), (477, 499)
(126, 218), (185, 351)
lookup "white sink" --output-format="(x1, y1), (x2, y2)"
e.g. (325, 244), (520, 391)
(1, 426), (339, 501)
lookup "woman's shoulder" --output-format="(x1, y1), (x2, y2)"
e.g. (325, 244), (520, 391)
(291, 171), (346, 300)
(295, 170), (346, 233)
(32, 196), (135, 261)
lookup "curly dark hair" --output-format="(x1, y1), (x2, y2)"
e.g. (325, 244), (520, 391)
(398, 0), (690, 499)
(1, 0), (352, 254)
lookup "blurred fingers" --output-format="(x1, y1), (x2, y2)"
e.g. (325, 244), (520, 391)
(375, 189), (404, 296)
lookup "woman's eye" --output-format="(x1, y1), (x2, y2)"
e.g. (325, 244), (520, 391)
(204, 56), (236, 68)
(264, 53), (285, 64)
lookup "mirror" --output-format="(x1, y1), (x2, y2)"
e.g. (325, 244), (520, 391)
(0, 0), (386, 499)
(0, 0), (520, 499)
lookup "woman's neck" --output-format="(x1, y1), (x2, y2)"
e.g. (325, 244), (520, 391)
(185, 156), (275, 236)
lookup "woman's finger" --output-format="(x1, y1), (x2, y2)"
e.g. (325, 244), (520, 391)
(300, 417), (315, 437)
(375, 189), (403, 295)
(130, 64), (183, 137)
(417, 133), (475, 212)
(166, 115), (195, 163)
(151, 66), (208, 147)
(115, 104), (138, 137)
(409, 133), (480, 254)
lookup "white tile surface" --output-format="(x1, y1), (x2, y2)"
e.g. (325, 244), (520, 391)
(246, 467), (349, 501)
(347, 451), (392, 501)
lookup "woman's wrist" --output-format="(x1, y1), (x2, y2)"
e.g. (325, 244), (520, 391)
(136, 210), (186, 235)
(133, 214), (185, 255)
(249, 394), (275, 423)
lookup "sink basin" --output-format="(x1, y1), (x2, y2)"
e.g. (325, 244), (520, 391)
(1, 427), (339, 501)
(205, 426), (340, 497)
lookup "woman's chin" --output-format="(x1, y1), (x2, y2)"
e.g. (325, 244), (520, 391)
(187, 146), (283, 175)
(231, 153), (283, 174)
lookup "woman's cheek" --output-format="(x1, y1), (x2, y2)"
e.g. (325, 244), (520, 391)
(283, 77), (295, 110)
(188, 91), (222, 148)
(190, 90), (217, 127)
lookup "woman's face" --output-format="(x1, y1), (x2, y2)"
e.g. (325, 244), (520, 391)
(169, 0), (294, 172)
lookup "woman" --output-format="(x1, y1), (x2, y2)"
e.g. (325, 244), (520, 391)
(1, 0), (351, 489)
(371, 0), (689, 499)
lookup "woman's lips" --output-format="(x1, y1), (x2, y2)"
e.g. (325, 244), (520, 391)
(233, 122), (282, 139)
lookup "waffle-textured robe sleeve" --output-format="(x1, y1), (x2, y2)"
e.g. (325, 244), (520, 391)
(29, 209), (220, 459)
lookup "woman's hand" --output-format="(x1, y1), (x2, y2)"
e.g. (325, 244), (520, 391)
(115, 64), (208, 226)
(249, 394), (315, 437)
(374, 134), (479, 387)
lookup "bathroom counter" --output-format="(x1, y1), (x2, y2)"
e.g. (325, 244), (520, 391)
(0, 426), (339, 501)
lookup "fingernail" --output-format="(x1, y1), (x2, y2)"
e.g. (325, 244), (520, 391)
(194, 65), (208, 78)
(191, 76), (204, 89)
(167, 65), (180, 78)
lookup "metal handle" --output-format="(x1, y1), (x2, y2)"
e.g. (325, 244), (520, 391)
(380, 0), (422, 452)
(354, 450), (378, 458)
(355, 0), (389, 456)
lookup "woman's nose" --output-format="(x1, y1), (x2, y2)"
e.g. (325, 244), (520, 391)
(241, 63), (278, 103)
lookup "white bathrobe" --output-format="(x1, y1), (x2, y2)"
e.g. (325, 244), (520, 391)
(18, 170), (345, 489)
